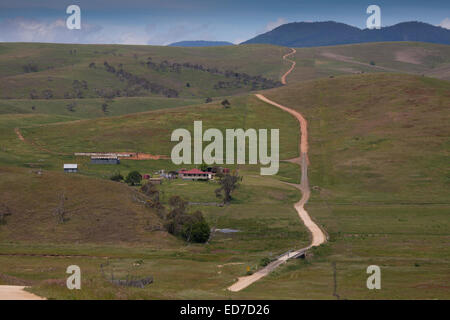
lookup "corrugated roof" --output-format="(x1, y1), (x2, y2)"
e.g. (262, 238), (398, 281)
(179, 168), (209, 174)
(64, 164), (78, 169)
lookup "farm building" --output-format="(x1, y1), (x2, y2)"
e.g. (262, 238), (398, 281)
(207, 166), (230, 174)
(148, 178), (163, 185)
(178, 169), (213, 180)
(64, 164), (78, 173)
(160, 171), (178, 179)
(90, 156), (120, 165)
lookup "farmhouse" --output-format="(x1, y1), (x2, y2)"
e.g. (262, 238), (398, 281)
(63, 164), (78, 173)
(90, 156), (120, 164)
(178, 168), (213, 180)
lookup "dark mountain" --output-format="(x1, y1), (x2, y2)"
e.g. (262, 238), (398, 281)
(242, 21), (450, 47)
(168, 40), (234, 47)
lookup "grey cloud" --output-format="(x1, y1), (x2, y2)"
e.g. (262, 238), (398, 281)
(0, 17), (103, 43)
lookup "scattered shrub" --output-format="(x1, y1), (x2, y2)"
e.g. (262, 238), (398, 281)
(125, 171), (142, 186)
(110, 172), (124, 182)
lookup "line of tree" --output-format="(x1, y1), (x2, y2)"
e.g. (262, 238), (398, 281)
(102, 61), (179, 98)
(142, 58), (282, 90)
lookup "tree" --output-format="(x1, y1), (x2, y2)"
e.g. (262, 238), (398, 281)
(102, 103), (108, 114)
(141, 183), (160, 204)
(125, 171), (142, 186)
(168, 195), (187, 213)
(221, 99), (231, 108)
(0, 204), (11, 225)
(186, 82), (191, 88)
(67, 102), (76, 112)
(199, 163), (209, 172)
(23, 62), (38, 73)
(215, 171), (241, 203)
(205, 97), (212, 103)
(53, 192), (68, 224)
(182, 219), (210, 243)
(42, 89), (53, 99)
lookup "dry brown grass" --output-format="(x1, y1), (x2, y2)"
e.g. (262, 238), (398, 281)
(0, 166), (179, 247)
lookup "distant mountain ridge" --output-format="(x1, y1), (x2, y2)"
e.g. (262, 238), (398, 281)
(168, 40), (234, 47)
(242, 21), (450, 47)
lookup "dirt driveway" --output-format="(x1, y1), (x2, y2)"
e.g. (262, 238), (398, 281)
(0, 285), (45, 300)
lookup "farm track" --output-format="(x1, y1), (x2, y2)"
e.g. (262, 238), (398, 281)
(228, 48), (327, 292)
(14, 127), (70, 155)
(281, 48), (297, 85)
(0, 286), (45, 300)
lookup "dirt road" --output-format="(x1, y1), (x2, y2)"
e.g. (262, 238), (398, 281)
(0, 286), (45, 300)
(281, 48), (297, 85)
(228, 49), (326, 292)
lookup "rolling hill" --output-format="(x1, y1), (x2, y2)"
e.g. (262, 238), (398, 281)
(243, 21), (450, 47)
(0, 166), (177, 246)
(1, 72), (448, 299)
(0, 43), (288, 100)
(0, 38), (449, 299)
(283, 42), (450, 82)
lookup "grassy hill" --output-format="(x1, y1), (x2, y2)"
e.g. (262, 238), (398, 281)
(248, 73), (450, 299)
(0, 96), (203, 118)
(16, 95), (299, 162)
(265, 73), (449, 202)
(286, 42), (450, 82)
(0, 166), (177, 246)
(0, 43), (288, 100)
(0, 39), (449, 299)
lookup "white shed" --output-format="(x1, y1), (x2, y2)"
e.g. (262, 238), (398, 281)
(64, 164), (78, 173)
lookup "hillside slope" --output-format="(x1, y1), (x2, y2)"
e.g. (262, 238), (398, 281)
(0, 166), (176, 246)
(285, 42), (450, 82)
(0, 43), (287, 100)
(237, 72), (450, 299)
(264, 73), (449, 202)
(0, 72), (449, 299)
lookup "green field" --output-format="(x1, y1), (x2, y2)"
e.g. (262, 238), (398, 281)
(287, 42), (450, 82)
(0, 43), (289, 99)
(0, 42), (449, 299)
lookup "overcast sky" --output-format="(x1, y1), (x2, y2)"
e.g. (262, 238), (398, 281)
(0, 0), (449, 45)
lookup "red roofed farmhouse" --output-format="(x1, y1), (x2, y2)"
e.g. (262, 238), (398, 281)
(178, 168), (213, 180)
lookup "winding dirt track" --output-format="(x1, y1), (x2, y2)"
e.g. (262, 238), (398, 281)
(227, 48), (326, 292)
(281, 48), (297, 85)
(0, 286), (45, 300)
